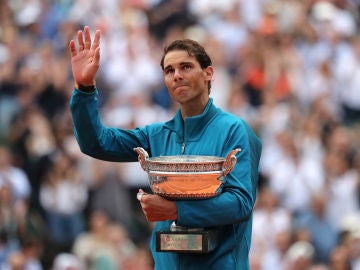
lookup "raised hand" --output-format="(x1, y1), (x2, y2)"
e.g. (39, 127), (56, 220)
(69, 26), (100, 86)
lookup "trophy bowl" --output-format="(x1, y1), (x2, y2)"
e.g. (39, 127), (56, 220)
(134, 147), (241, 200)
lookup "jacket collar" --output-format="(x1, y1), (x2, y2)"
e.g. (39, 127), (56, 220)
(164, 98), (219, 142)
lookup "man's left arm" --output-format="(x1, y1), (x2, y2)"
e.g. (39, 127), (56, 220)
(175, 122), (262, 228)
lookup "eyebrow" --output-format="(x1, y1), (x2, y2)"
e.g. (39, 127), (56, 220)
(164, 61), (194, 71)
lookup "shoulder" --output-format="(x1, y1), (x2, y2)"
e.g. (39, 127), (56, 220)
(215, 108), (249, 129)
(142, 121), (168, 135)
(216, 109), (262, 146)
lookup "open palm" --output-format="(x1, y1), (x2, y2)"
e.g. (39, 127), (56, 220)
(69, 26), (100, 86)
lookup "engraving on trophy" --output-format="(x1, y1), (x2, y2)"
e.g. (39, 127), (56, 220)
(160, 234), (203, 251)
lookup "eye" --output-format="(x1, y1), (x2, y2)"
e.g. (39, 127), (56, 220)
(164, 68), (174, 75)
(182, 64), (192, 70)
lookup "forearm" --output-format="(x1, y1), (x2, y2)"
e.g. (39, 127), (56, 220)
(176, 183), (254, 228)
(175, 135), (260, 228)
(69, 89), (145, 162)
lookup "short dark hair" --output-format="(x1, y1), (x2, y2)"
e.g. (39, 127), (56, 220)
(160, 39), (212, 91)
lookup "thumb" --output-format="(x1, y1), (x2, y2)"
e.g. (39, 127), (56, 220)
(137, 189), (147, 202)
(138, 188), (147, 194)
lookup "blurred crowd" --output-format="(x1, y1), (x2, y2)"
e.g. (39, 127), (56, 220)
(0, 0), (360, 269)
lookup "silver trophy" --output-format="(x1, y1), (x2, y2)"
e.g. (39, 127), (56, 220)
(134, 147), (240, 253)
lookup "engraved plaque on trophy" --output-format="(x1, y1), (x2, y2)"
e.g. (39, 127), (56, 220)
(156, 222), (219, 253)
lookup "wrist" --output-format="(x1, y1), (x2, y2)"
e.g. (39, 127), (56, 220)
(75, 81), (96, 92)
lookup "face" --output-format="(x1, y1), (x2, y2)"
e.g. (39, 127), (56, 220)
(163, 50), (213, 106)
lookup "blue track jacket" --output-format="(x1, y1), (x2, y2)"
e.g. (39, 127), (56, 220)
(70, 89), (262, 270)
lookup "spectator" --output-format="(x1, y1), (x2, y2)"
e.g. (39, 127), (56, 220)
(268, 130), (325, 217)
(72, 210), (110, 268)
(251, 185), (293, 270)
(39, 151), (88, 252)
(2, 250), (26, 270)
(87, 160), (133, 230)
(72, 210), (140, 270)
(334, 36), (360, 125)
(323, 147), (360, 231)
(329, 245), (352, 270)
(295, 192), (338, 264)
(52, 253), (85, 270)
(285, 241), (315, 270)
(0, 145), (31, 204)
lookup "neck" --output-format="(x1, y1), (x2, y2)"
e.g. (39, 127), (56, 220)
(181, 96), (209, 118)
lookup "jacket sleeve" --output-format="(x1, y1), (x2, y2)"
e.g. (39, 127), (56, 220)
(69, 89), (150, 162)
(175, 120), (262, 227)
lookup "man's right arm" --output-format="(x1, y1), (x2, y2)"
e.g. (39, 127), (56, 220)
(70, 88), (148, 162)
(69, 26), (149, 162)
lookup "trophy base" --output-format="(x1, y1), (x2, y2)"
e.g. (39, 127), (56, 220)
(156, 224), (219, 253)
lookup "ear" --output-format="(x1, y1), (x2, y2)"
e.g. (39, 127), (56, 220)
(204, 66), (214, 81)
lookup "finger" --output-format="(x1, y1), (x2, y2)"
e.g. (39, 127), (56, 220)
(84, 26), (91, 50)
(137, 192), (144, 202)
(91, 29), (101, 52)
(77, 30), (84, 51)
(69, 40), (77, 57)
(94, 47), (100, 65)
(137, 189), (147, 202)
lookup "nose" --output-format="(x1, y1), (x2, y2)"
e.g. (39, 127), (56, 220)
(173, 68), (183, 81)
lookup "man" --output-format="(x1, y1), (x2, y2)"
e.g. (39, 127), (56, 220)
(69, 26), (262, 270)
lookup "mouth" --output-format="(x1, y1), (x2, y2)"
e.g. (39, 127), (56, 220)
(173, 84), (188, 91)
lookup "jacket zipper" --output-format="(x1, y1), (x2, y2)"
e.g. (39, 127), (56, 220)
(181, 120), (186, 154)
(181, 142), (186, 154)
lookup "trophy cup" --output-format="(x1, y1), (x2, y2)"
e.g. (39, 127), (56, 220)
(134, 147), (240, 253)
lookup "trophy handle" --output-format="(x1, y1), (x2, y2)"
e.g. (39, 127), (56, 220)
(134, 147), (149, 172)
(222, 148), (241, 176)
